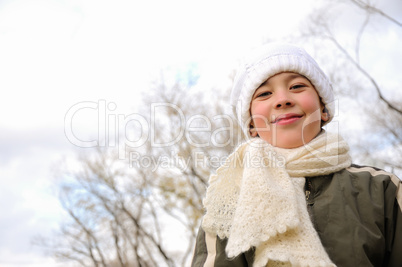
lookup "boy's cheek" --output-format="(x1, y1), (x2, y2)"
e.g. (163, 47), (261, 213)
(301, 94), (322, 111)
(251, 105), (271, 121)
(254, 119), (272, 133)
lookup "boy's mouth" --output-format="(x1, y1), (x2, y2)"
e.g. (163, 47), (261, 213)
(272, 113), (303, 124)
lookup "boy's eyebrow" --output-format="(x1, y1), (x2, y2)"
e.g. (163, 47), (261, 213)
(279, 73), (307, 83)
(253, 73), (309, 99)
(286, 73), (305, 81)
(258, 73), (305, 88)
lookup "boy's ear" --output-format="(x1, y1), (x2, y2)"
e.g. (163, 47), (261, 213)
(250, 128), (258, 137)
(249, 122), (259, 137)
(321, 106), (329, 122)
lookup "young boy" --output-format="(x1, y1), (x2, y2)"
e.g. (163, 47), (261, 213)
(191, 43), (402, 267)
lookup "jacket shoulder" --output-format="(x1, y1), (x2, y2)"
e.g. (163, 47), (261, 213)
(340, 164), (401, 207)
(344, 164), (401, 186)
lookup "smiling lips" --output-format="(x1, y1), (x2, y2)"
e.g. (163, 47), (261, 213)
(272, 113), (303, 125)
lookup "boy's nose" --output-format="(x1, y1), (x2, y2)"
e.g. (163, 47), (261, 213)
(274, 92), (294, 109)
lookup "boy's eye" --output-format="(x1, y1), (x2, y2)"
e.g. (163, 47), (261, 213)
(257, 91), (272, 98)
(290, 84), (305, 90)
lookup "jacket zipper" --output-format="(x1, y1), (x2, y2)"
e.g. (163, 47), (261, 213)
(305, 178), (312, 201)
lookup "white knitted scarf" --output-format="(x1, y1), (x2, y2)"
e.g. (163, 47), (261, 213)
(202, 131), (351, 267)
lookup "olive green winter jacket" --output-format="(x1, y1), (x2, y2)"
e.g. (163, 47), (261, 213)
(191, 165), (402, 267)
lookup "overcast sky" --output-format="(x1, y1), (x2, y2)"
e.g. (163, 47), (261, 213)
(0, 0), (401, 266)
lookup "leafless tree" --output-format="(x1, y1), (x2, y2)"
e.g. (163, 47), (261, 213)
(35, 73), (240, 266)
(296, 0), (402, 175)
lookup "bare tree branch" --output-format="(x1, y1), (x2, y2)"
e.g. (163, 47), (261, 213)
(111, 221), (126, 267)
(350, 0), (402, 27)
(355, 13), (370, 64)
(326, 34), (402, 115)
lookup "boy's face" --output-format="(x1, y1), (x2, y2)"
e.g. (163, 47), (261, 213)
(250, 72), (329, 148)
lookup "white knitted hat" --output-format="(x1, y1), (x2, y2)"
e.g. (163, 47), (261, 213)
(230, 42), (335, 137)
